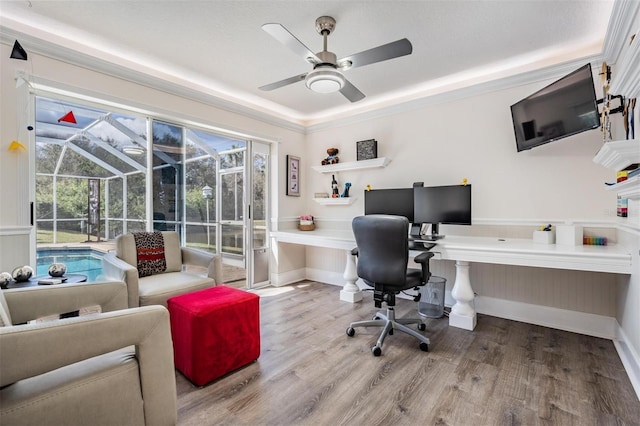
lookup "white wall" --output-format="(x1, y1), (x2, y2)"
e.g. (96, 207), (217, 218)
(304, 78), (614, 224)
(298, 76), (621, 319)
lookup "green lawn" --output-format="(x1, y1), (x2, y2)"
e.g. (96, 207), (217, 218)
(37, 229), (93, 244)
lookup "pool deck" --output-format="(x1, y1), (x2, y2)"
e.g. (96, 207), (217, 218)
(38, 240), (116, 253)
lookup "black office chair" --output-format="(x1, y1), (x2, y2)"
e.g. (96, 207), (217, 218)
(346, 215), (434, 356)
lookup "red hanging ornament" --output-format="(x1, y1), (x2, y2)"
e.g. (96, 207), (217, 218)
(58, 111), (77, 124)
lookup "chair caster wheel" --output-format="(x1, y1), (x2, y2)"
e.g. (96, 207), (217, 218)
(346, 327), (355, 337)
(418, 323), (426, 331)
(419, 342), (429, 352)
(388, 329), (394, 335)
(372, 346), (382, 356)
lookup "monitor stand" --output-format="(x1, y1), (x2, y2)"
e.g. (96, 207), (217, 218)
(410, 223), (422, 238)
(421, 223), (444, 241)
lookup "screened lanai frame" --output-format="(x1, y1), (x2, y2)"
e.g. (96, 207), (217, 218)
(33, 92), (253, 258)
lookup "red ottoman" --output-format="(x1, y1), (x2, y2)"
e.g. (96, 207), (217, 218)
(167, 285), (260, 386)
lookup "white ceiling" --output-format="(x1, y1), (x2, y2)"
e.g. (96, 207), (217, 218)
(1, 1), (615, 127)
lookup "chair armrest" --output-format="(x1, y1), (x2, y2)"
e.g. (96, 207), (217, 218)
(414, 251), (435, 283)
(414, 251), (435, 264)
(102, 252), (141, 308)
(3, 281), (127, 324)
(0, 305), (177, 424)
(181, 247), (222, 284)
(351, 247), (359, 256)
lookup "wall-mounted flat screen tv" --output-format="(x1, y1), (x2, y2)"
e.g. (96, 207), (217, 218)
(510, 63), (600, 152)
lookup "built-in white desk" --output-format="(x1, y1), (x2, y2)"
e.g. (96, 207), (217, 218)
(272, 229), (633, 330)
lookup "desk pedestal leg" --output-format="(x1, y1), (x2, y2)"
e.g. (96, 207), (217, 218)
(340, 251), (362, 303)
(449, 260), (476, 330)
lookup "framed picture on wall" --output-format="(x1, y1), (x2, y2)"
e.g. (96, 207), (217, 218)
(286, 155), (300, 196)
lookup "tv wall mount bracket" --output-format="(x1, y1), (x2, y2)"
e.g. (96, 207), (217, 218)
(597, 94), (624, 115)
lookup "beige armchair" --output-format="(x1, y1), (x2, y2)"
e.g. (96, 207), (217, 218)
(0, 281), (177, 426)
(102, 231), (222, 308)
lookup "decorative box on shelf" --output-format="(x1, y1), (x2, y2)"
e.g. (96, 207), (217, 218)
(533, 230), (555, 244)
(356, 139), (377, 161)
(556, 224), (583, 246)
(298, 215), (315, 231)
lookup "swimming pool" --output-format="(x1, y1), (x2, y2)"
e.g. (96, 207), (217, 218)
(37, 248), (105, 282)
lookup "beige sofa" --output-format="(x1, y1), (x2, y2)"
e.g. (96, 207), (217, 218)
(102, 231), (222, 308)
(0, 281), (177, 426)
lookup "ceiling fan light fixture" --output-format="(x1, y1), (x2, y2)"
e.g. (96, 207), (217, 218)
(123, 145), (144, 155)
(305, 65), (345, 93)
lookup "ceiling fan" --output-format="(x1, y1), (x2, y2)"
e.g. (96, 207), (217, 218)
(259, 16), (413, 103)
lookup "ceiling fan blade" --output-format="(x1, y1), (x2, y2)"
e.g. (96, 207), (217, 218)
(259, 73), (308, 91)
(338, 38), (412, 70)
(262, 23), (321, 64)
(340, 78), (365, 103)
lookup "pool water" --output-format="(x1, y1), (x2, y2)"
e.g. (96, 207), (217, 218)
(37, 248), (105, 282)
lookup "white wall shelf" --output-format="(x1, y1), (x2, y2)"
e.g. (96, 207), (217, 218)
(594, 141), (640, 217)
(606, 176), (640, 200)
(313, 197), (356, 206)
(592, 139), (639, 171)
(311, 157), (390, 174)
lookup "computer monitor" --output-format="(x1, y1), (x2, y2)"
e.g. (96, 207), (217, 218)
(413, 185), (472, 240)
(364, 188), (414, 223)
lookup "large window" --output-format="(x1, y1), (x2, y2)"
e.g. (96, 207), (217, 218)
(35, 96), (147, 244)
(34, 96), (249, 256)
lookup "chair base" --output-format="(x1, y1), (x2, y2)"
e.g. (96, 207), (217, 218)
(347, 306), (430, 356)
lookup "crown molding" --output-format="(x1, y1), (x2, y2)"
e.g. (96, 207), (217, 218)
(0, 27), (307, 135)
(602, 0), (640, 64)
(305, 55), (603, 133)
(0, 14), (616, 135)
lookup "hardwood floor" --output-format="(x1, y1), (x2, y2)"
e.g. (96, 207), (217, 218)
(176, 281), (640, 425)
(221, 264), (246, 289)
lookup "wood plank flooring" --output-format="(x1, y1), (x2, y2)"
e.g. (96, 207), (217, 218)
(221, 264), (246, 287)
(176, 281), (640, 426)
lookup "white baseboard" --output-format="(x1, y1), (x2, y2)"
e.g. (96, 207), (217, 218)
(305, 267), (357, 288)
(272, 268), (364, 289)
(474, 295), (617, 339)
(270, 268), (306, 287)
(614, 324), (640, 400)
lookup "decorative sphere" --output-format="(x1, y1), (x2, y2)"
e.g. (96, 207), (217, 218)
(48, 263), (67, 277)
(11, 265), (33, 282)
(0, 272), (12, 289)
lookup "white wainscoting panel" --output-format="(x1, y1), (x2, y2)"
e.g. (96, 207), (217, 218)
(0, 227), (31, 272)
